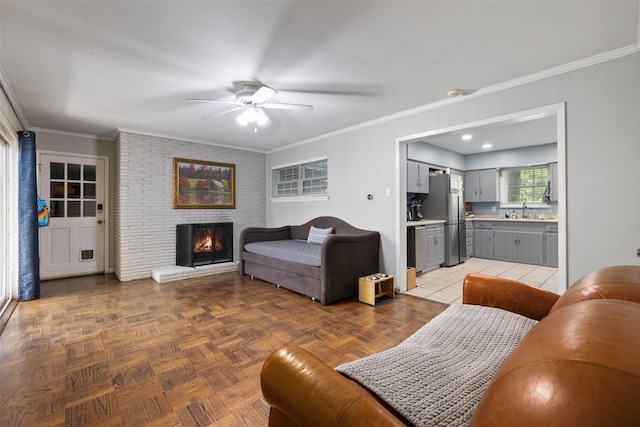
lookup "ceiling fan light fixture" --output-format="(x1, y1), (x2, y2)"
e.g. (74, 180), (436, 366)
(236, 108), (254, 126)
(236, 106), (270, 128)
(254, 108), (270, 126)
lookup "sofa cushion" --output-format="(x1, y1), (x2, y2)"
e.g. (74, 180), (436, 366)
(550, 265), (640, 314)
(307, 226), (333, 244)
(244, 240), (322, 267)
(336, 304), (537, 427)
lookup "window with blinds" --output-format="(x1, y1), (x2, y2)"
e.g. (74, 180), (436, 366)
(273, 159), (328, 198)
(501, 165), (549, 206)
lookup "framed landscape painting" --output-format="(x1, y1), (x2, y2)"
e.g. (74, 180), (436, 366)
(172, 158), (235, 209)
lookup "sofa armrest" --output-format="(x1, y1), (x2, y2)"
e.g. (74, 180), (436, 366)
(320, 231), (380, 303)
(462, 273), (560, 321)
(261, 346), (407, 427)
(239, 226), (291, 275)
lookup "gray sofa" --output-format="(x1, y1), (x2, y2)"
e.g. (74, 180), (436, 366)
(239, 216), (380, 305)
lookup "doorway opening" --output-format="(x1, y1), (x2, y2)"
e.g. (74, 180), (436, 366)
(396, 103), (567, 294)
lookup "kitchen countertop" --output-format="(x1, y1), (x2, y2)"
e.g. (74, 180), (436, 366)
(465, 215), (558, 223)
(406, 219), (446, 226)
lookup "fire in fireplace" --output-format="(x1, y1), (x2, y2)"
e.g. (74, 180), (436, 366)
(176, 223), (233, 267)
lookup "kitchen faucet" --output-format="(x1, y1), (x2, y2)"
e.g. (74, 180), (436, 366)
(522, 201), (528, 219)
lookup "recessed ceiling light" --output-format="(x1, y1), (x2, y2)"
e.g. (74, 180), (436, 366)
(461, 134), (472, 140)
(482, 144), (492, 149)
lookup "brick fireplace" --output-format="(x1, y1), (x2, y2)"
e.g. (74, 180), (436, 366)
(176, 222), (233, 267)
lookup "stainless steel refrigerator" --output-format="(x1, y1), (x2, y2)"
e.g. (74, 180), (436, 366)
(424, 174), (466, 266)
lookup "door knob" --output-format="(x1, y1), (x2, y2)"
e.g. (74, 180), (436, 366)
(97, 220), (103, 224)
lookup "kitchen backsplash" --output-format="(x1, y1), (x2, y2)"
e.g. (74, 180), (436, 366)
(470, 202), (558, 218)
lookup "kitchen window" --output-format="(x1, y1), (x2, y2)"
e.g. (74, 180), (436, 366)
(500, 165), (549, 207)
(272, 157), (328, 200)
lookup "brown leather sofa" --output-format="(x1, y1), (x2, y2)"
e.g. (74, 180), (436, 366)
(261, 265), (640, 426)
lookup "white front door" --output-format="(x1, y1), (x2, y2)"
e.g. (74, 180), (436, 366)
(38, 153), (106, 280)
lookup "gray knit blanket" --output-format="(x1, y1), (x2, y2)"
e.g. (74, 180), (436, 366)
(335, 304), (538, 426)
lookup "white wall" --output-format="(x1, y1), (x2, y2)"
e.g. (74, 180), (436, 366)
(115, 131), (266, 281)
(267, 52), (640, 289)
(408, 142), (465, 170)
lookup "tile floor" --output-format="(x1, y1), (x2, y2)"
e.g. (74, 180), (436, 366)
(404, 258), (559, 305)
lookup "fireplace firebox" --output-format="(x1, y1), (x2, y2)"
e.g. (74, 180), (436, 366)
(176, 223), (233, 267)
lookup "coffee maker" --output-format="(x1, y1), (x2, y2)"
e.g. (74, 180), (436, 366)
(408, 196), (423, 221)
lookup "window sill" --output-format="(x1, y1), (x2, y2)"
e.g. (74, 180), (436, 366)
(270, 195), (329, 203)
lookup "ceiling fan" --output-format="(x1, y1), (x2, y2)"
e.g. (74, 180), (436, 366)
(188, 84), (313, 132)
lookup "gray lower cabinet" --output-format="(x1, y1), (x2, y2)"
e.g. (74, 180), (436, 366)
(466, 222), (473, 258)
(494, 230), (544, 265)
(545, 224), (559, 267)
(473, 223), (494, 259)
(472, 221), (556, 266)
(426, 224), (445, 271)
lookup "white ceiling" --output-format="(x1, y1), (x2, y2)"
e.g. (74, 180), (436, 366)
(1, 1), (638, 152)
(417, 114), (558, 155)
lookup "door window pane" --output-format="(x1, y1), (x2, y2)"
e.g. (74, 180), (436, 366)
(67, 163), (81, 180)
(50, 200), (65, 217)
(67, 183), (81, 198)
(67, 201), (81, 217)
(83, 183), (96, 199)
(51, 182), (65, 198)
(83, 165), (96, 182)
(50, 162), (65, 180)
(83, 201), (96, 217)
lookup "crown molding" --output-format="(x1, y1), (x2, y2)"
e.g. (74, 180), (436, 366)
(0, 64), (29, 130)
(30, 126), (115, 142)
(116, 127), (268, 154)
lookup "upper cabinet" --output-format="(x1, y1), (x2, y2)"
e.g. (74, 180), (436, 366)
(407, 161), (429, 194)
(548, 162), (558, 202)
(464, 169), (499, 202)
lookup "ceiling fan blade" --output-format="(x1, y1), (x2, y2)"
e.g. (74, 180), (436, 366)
(262, 102), (313, 111)
(187, 98), (239, 105)
(201, 106), (244, 121)
(251, 85), (278, 103)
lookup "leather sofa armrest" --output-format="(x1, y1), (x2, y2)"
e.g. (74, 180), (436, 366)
(462, 273), (560, 321)
(261, 346), (406, 427)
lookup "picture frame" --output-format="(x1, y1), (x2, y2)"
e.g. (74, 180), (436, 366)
(172, 158), (235, 209)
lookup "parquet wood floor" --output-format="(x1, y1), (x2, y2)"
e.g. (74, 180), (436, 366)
(0, 272), (447, 427)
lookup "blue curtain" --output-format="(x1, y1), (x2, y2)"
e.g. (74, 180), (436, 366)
(18, 131), (40, 300)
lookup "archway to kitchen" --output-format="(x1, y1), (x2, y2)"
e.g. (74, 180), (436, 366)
(394, 103), (567, 295)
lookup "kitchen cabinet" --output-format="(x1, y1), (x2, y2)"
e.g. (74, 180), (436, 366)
(473, 222), (494, 259)
(464, 169), (499, 202)
(544, 224), (558, 267)
(407, 161), (429, 194)
(465, 222), (473, 258)
(407, 225), (428, 272)
(494, 229), (544, 264)
(469, 220), (556, 266)
(426, 224), (445, 271)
